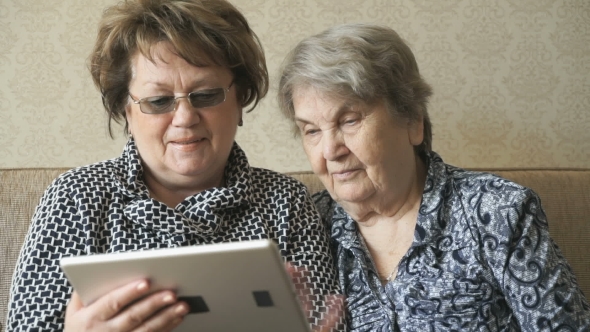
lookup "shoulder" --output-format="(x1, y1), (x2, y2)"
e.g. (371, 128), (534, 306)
(426, 154), (544, 230)
(428, 151), (529, 199)
(425, 152), (531, 209)
(447, 166), (537, 208)
(247, 168), (320, 223)
(311, 190), (334, 224)
(443, 166), (547, 241)
(46, 158), (120, 196)
(449, 165), (522, 190)
(249, 167), (310, 195)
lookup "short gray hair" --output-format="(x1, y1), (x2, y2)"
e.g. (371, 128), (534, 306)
(278, 23), (433, 158)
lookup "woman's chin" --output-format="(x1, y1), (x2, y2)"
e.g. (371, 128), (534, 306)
(165, 162), (202, 175)
(161, 163), (212, 182)
(331, 187), (373, 205)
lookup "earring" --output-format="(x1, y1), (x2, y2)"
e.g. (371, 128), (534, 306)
(128, 133), (133, 139)
(238, 119), (243, 127)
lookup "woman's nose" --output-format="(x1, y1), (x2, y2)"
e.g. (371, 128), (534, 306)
(171, 98), (200, 127)
(172, 96), (192, 112)
(322, 131), (348, 161)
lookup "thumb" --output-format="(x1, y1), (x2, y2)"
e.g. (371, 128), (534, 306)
(65, 291), (84, 318)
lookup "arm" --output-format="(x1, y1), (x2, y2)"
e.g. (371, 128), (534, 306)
(6, 175), (188, 331)
(282, 185), (346, 331)
(472, 187), (590, 331)
(6, 176), (85, 331)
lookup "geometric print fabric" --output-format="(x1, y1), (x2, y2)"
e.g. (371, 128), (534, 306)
(314, 152), (590, 331)
(7, 140), (343, 331)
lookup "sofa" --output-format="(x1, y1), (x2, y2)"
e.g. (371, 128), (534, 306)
(2, 167), (590, 330)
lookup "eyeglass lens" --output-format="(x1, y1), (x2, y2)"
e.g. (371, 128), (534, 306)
(141, 87), (226, 114)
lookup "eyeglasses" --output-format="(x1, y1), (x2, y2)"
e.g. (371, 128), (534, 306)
(129, 81), (233, 114)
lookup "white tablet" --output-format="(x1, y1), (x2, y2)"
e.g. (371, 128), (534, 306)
(59, 239), (311, 332)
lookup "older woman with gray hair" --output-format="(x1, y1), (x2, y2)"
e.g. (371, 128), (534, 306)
(278, 23), (590, 331)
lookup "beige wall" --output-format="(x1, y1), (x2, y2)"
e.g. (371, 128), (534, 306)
(1, 0), (589, 171)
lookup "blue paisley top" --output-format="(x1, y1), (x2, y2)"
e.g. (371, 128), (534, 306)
(313, 152), (590, 331)
(7, 139), (344, 331)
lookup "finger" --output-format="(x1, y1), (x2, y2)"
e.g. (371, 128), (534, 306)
(89, 279), (151, 321)
(287, 263), (312, 290)
(105, 290), (178, 331)
(316, 294), (345, 332)
(285, 263), (311, 316)
(286, 264), (312, 312)
(129, 298), (189, 332)
(285, 261), (295, 273)
(65, 291), (84, 320)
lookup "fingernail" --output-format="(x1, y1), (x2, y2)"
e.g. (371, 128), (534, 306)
(137, 281), (148, 291)
(163, 294), (175, 303)
(175, 303), (188, 315)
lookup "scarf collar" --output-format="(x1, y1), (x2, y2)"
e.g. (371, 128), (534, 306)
(112, 138), (252, 237)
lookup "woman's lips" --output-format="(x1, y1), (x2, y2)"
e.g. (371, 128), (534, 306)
(170, 138), (205, 151)
(332, 169), (359, 181)
(173, 138), (204, 144)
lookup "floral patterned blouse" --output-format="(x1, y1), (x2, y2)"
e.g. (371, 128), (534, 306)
(7, 139), (344, 331)
(314, 152), (590, 331)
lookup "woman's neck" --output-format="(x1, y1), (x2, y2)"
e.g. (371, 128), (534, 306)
(343, 155), (427, 225)
(353, 156), (427, 284)
(142, 168), (225, 208)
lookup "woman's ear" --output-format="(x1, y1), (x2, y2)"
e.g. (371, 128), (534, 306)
(408, 116), (424, 146)
(125, 103), (134, 135)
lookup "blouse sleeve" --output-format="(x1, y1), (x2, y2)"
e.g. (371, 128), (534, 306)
(282, 185), (346, 331)
(6, 175), (84, 331)
(472, 186), (590, 331)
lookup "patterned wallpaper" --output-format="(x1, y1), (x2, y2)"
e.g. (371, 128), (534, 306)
(0, 0), (588, 171)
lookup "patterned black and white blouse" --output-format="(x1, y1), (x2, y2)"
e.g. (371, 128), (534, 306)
(7, 139), (343, 331)
(314, 152), (590, 331)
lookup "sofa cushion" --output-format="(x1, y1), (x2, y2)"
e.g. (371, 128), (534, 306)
(0, 168), (69, 330)
(1, 167), (588, 330)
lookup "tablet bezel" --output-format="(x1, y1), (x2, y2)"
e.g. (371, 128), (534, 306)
(60, 239), (311, 332)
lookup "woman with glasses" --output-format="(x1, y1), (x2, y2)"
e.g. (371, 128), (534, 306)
(5, 1), (343, 331)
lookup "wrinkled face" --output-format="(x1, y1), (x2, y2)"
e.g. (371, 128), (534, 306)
(126, 42), (240, 192)
(292, 86), (423, 206)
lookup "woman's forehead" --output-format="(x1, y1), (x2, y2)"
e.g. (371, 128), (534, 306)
(293, 89), (378, 125)
(129, 50), (231, 91)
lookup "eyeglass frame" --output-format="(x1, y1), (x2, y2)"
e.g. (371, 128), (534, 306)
(128, 80), (234, 114)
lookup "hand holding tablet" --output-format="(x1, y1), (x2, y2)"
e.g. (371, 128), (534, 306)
(60, 239), (311, 332)
(64, 279), (188, 332)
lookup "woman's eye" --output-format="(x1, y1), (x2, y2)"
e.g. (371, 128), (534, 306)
(189, 88), (225, 107)
(305, 129), (318, 135)
(147, 96), (174, 107)
(304, 129), (319, 136)
(192, 92), (217, 102)
(343, 118), (359, 125)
